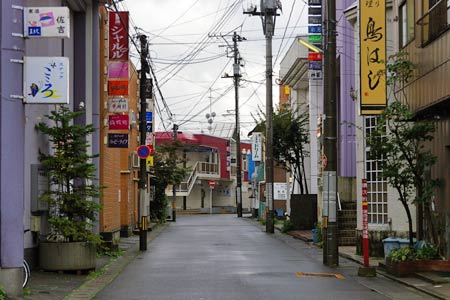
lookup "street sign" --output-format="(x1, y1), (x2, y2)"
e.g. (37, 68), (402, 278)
(308, 25), (322, 34)
(147, 144), (154, 155)
(308, 53), (323, 61)
(146, 112), (152, 121)
(146, 122), (152, 132)
(308, 15), (322, 24)
(209, 180), (215, 188)
(308, 34), (322, 43)
(309, 61), (322, 70)
(146, 156), (154, 167)
(309, 70), (323, 80)
(137, 145), (150, 159)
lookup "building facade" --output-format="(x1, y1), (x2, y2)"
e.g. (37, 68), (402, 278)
(0, 0), (101, 296)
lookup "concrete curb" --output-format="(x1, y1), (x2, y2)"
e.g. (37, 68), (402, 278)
(253, 217), (448, 300)
(339, 251), (448, 300)
(64, 223), (169, 300)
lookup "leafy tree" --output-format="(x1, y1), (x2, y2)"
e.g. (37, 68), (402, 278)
(253, 103), (310, 194)
(368, 52), (439, 247)
(36, 106), (103, 244)
(150, 139), (188, 221)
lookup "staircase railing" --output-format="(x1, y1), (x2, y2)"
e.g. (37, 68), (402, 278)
(166, 160), (220, 196)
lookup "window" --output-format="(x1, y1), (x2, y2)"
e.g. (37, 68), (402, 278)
(400, 0), (415, 47)
(365, 116), (388, 225)
(417, 0), (450, 46)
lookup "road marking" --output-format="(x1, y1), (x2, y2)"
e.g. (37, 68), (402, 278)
(296, 272), (345, 279)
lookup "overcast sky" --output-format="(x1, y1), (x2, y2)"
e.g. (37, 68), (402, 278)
(118, 0), (308, 137)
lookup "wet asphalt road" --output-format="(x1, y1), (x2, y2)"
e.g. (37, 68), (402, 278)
(95, 215), (435, 300)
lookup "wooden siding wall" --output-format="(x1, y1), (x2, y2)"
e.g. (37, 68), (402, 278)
(404, 29), (450, 111)
(403, 9), (450, 214)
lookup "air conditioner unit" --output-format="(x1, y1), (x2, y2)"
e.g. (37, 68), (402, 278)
(130, 152), (140, 169)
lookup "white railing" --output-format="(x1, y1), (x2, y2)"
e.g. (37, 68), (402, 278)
(166, 160), (219, 196)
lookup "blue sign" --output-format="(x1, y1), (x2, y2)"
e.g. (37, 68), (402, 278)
(28, 27), (41, 36)
(146, 112), (152, 121)
(309, 61), (322, 70)
(308, 25), (322, 34)
(137, 145), (150, 159)
(146, 122), (152, 132)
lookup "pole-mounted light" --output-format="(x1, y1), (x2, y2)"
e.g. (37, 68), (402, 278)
(298, 39), (322, 53)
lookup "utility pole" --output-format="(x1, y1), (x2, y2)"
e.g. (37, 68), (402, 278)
(322, 0), (338, 267)
(233, 32), (243, 218)
(172, 123), (179, 222)
(221, 32), (245, 217)
(139, 35), (150, 251)
(245, 0), (280, 233)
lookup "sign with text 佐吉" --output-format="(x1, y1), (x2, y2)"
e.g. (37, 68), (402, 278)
(23, 57), (69, 104)
(360, 0), (386, 115)
(24, 7), (70, 38)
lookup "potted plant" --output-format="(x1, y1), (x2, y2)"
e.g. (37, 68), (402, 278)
(36, 106), (103, 271)
(385, 243), (450, 277)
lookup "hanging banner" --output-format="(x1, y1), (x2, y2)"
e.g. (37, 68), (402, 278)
(108, 133), (128, 148)
(109, 11), (129, 61)
(251, 132), (262, 162)
(108, 114), (129, 130)
(108, 61), (129, 79)
(108, 98), (129, 113)
(360, 0), (386, 115)
(24, 7), (70, 38)
(108, 80), (128, 96)
(23, 56), (69, 104)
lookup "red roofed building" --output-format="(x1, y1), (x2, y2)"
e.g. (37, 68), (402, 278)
(155, 132), (252, 213)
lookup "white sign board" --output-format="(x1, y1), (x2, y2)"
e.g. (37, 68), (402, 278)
(24, 57), (69, 104)
(274, 183), (288, 200)
(251, 132), (262, 162)
(24, 7), (70, 38)
(109, 98), (129, 113)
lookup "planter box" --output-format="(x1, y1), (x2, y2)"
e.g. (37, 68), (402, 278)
(39, 241), (96, 271)
(386, 258), (450, 277)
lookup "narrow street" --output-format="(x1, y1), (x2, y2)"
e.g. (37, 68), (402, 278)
(95, 215), (434, 300)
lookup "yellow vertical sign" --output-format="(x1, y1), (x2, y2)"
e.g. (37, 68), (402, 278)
(360, 0), (386, 115)
(146, 156), (153, 167)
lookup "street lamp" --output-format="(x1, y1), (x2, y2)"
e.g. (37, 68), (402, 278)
(205, 112), (216, 133)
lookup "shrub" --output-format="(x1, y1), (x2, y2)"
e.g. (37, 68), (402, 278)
(281, 219), (295, 233)
(388, 243), (442, 262)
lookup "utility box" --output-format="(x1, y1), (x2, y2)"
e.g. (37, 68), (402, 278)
(30, 164), (49, 212)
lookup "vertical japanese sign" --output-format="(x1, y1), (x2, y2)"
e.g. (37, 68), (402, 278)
(23, 57), (69, 104)
(109, 11), (129, 61)
(24, 7), (70, 38)
(360, 0), (386, 115)
(251, 132), (262, 162)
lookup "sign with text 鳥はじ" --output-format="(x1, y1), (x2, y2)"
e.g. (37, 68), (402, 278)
(24, 7), (70, 38)
(24, 57), (69, 104)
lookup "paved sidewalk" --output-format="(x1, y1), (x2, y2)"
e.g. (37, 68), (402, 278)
(22, 223), (168, 300)
(281, 225), (450, 300)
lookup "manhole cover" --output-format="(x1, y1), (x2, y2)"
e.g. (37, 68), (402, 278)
(296, 272), (345, 279)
